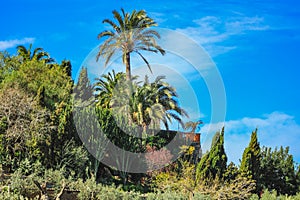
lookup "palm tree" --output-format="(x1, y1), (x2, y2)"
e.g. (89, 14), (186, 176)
(96, 8), (165, 81)
(131, 75), (188, 131)
(94, 70), (127, 108)
(185, 120), (203, 133)
(130, 79), (164, 131)
(95, 71), (188, 131)
(17, 44), (54, 63)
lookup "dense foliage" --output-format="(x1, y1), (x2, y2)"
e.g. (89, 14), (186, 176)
(196, 127), (227, 182)
(0, 8), (300, 199)
(240, 129), (261, 193)
(260, 146), (298, 195)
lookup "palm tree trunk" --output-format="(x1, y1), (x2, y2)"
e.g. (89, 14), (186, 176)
(125, 52), (131, 81)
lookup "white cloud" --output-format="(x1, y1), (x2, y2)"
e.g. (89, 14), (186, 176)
(0, 37), (35, 51)
(200, 112), (300, 165)
(176, 15), (269, 56)
(178, 16), (227, 45)
(226, 16), (270, 32)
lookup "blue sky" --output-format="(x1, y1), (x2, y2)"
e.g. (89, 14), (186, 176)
(1, 0), (300, 164)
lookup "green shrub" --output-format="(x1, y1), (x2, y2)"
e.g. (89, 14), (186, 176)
(260, 190), (277, 200)
(193, 192), (211, 200)
(6, 169), (300, 200)
(293, 193), (300, 200)
(0, 191), (35, 200)
(146, 190), (188, 200)
(9, 169), (33, 196)
(55, 139), (89, 179)
(249, 194), (259, 200)
(75, 177), (101, 200)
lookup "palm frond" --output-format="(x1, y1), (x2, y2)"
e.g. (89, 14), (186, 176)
(113, 9), (125, 31)
(97, 30), (115, 39)
(136, 51), (152, 74)
(102, 19), (121, 33)
(96, 8), (165, 71)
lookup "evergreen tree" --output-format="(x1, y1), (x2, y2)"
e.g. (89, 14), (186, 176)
(196, 127), (227, 181)
(74, 67), (93, 103)
(296, 165), (300, 192)
(260, 146), (297, 195)
(224, 162), (239, 182)
(240, 129), (261, 192)
(60, 59), (72, 77)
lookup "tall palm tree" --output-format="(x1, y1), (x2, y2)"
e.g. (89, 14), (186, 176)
(17, 44), (54, 63)
(96, 8), (165, 81)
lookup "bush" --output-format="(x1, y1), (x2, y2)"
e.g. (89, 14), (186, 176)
(193, 176), (255, 200)
(8, 169), (34, 197)
(146, 190), (189, 200)
(249, 194), (259, 200)
(4, 169), (300, 200)
(55, 139), (89, 179)
(253, 189), (300, 200)
(0, 191), (35, 200)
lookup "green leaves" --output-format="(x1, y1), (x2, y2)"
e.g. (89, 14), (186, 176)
(0, 47), (77, 173)
(97, 8), (165, 80)
(196, 127), (227, 182)
(74, 67), (93, 104)
(240, 129), (261, 192)
(260, 146), (298, 195)
(94, 70), (187, 132)
(17, 44), (54, 63)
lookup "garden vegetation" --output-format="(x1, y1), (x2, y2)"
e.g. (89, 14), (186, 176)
(0, 8), (299, 200)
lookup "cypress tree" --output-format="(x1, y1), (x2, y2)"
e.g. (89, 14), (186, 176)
(196, 127), (227, 181)
(74, 67), (93, 102)
(240, 128), (261, 192)
(224, 162), (239, 182)
(296, 165), (300, 193)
